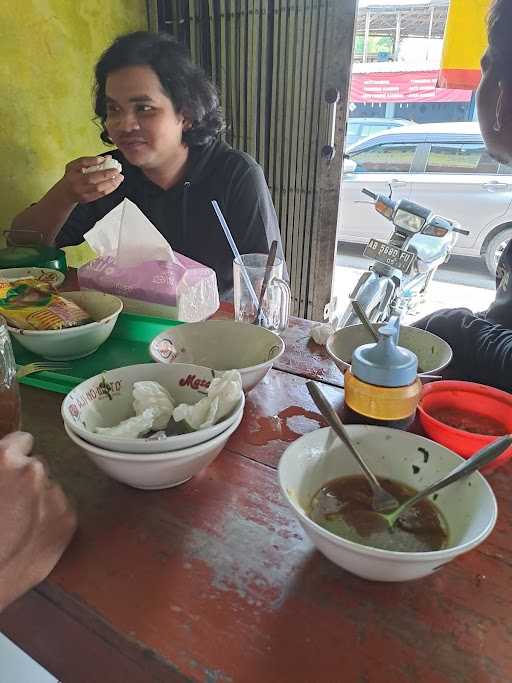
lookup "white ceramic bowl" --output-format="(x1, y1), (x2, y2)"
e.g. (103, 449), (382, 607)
(8, 290), (123, 360)
(62, 362), (245, 454)
(278, 426), (497, 582)
(326, 323), (452, 377)
(0, 267), (65, 287)
(65, 410), (243, 489)
(149, 320), (285, 392)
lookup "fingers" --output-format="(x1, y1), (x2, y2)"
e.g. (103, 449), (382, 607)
(63, 156), (124, 204)
(0, 431), (34, 465)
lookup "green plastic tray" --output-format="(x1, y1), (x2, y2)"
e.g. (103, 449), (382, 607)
(13, 312), (182, 394)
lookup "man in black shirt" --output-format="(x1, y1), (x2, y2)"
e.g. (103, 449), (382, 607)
(11, 32), (283, 296)
(414, 0), (512, 393)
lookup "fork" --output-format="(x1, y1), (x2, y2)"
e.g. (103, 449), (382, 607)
(16, 361), (72, 378)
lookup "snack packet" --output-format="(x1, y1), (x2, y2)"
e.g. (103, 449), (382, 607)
(0, 278), (92, 330)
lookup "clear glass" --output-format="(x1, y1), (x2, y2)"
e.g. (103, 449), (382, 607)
(0, 317), (21, 438)
(233, 254), (291, 333)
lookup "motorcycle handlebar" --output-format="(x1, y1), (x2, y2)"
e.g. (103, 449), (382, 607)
(361, 188), (378, 200)
(452, 227), (470, 236)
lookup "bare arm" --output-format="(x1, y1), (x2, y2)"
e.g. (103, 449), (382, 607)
(0, 432), (77, 612)
(10, 156), (124, 245)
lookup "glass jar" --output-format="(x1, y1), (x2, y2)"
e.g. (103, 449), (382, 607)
(0, 317), (21, 438)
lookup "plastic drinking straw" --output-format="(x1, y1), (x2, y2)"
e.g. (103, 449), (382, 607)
(211, 200), (259, 308)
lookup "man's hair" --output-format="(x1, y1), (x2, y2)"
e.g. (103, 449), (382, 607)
(489, 0), (512, 82)
(94, 31), (224, 146)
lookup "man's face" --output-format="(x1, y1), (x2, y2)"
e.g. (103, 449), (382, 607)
(105, 65), (187, 170)
(477, 50), (512, 164)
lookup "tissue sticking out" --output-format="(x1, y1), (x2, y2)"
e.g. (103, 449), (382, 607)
(94, 371), (243, 440)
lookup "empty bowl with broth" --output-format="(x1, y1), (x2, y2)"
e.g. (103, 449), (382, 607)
(326, 323), (452, 377)
(62, 362), (245, 454)
(8, 290), (123, 360)
(150, 320), (285, 392)
(64, 410), (243, 490)
(278, 426), (497, 582)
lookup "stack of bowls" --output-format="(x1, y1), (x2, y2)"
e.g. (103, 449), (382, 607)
(62, 363), (244, 489)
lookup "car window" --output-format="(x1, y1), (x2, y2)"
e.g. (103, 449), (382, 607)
(425, 143), (499, 174)
(351, 143), (416, 173)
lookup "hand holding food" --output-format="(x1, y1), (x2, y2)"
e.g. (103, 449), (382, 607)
(59, 155), (124, 205)
(0, 432), (77, 612)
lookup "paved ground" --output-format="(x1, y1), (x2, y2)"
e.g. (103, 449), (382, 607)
(333, 242), (496, 325)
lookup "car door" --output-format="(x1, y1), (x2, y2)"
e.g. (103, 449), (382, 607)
(409, 139), (512, 256)
(339, 138), (417, 244)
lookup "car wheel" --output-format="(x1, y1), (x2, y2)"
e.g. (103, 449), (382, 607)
(484, 227), (512, 276)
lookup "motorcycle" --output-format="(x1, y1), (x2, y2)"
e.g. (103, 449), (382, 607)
(334, 188), (470, 328)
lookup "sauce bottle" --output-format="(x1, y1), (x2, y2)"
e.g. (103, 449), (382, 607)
(344, 316), (421, 429)
(0, 316), (21, 439)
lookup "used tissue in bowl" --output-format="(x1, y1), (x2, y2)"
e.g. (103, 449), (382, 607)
(173, 370), (242, 430)
(96, 381), (174, 438)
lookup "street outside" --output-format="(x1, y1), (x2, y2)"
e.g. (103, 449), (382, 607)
(333, 242), (496, 325)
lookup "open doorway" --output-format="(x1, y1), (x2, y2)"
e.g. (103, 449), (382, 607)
(334, 0), (503, 326)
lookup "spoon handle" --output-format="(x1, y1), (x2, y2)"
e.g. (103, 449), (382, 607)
(307, 381), (382, 493)
(396, 434), (512, 516)
(254, 240), (278, 325)
(351, 301), (379, 342)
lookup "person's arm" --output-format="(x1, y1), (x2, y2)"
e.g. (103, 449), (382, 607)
(0, 432), (77, 612)
(11, 156), (124, 245)
(225, 163), (284, 261)
(415, 308), (512, 392)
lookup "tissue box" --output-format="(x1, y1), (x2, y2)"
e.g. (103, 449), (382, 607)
(78, 253), (219, 322)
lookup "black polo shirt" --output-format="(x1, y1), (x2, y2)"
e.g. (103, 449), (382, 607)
(55, 139), (282, 295)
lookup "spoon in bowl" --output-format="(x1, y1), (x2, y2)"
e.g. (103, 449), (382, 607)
(378, 434), (512, 529)
(307, 381), (400, 513)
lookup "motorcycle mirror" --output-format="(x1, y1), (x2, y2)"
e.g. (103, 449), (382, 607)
(387, 182), (393, 199)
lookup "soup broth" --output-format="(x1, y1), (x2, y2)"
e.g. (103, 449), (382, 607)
(309, 475), (448, 553)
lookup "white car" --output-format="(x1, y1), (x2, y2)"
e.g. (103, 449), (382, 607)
(339, 122), (512, 274)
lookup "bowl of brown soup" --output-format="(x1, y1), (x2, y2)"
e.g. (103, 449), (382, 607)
(278, 426), (497, 582)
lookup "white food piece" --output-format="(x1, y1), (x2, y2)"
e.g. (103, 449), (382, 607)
(95, 408), (156, 439)
(310, 322), (333, 346)
(83, 156), (122, 174)
(173, 370), (242, 431)
(132, 381), (175, 430)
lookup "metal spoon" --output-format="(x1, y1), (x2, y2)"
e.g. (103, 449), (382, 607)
(254, 240), (278, 326)
(379, 434), (512, 529)
(307, 381), (400, 513)
(351, 300), (379, 341)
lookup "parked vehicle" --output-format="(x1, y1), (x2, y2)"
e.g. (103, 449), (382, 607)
(337, 188), (469, 328)
(346, 117), (410, 147)
(339, 122), (512, 275)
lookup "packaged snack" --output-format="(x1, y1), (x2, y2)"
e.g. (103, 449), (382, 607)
(0, 278), (92, 330)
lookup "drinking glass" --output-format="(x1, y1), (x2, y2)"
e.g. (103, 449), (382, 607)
(233, 254), (291, 333)
(0, 317), (21, 439)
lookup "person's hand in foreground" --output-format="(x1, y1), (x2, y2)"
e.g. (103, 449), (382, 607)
(0, 432), (77, 612)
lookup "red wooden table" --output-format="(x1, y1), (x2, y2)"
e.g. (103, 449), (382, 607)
(1, 310), (511, 683)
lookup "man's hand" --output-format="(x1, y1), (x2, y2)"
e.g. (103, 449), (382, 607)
(58, 155), (124, 205)
(0, 432), (77, 612)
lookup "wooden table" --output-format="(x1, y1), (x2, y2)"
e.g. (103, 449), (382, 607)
(1, 315), (511, 683)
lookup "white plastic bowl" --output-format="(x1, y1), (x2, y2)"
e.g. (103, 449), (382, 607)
(8, 290), (123, 360)
(326, 323), (452, 377)
(64, 409), (243, 490)
(149, 320), (285, 392)
(62, 362), (245, 454)
(278, 426), (497, 582)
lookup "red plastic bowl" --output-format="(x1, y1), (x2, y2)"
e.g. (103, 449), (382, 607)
(418, 380), (512, 473)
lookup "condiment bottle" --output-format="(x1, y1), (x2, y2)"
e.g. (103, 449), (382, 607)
(344, 316), (422, 429)
(0, 316), (21, 439)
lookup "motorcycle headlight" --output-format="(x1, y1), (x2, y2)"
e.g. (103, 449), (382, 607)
(394, 209), (425, 233)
